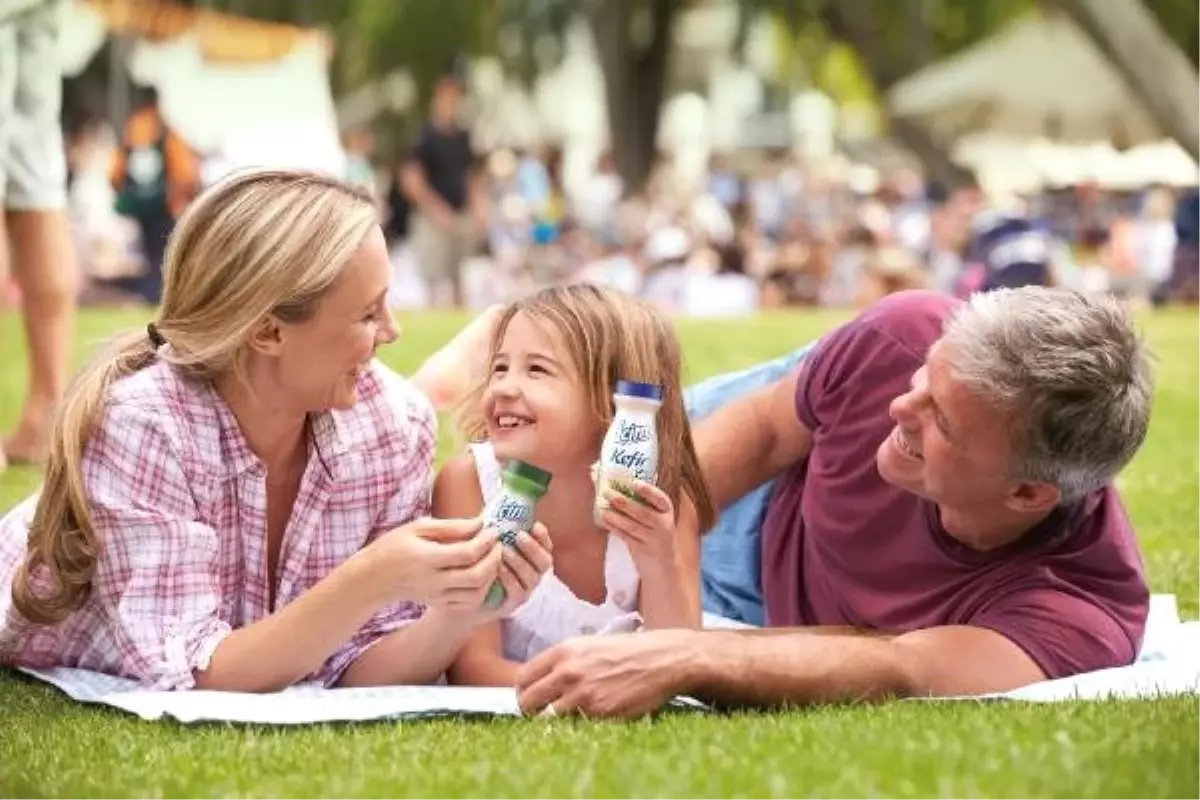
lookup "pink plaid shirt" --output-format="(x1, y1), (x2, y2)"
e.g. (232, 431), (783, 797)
(0, 359), (436, 690)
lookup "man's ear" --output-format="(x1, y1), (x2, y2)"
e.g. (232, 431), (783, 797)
(1005, 481), (1062, 515)
(246, 314), (287, 357)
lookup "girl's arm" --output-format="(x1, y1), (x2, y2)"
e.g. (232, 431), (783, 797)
(433, 452), (525, 686)
(636, 492), (702, 630)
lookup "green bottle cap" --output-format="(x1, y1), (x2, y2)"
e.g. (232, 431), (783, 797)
(503, 460), (552, 496)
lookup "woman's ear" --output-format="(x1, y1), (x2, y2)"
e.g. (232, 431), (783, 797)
(247, 315), (286, 357)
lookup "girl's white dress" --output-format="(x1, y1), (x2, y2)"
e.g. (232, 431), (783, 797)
(468, 442), (642, 663)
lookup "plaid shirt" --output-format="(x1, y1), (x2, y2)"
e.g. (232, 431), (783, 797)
(0, 359), (436, 689)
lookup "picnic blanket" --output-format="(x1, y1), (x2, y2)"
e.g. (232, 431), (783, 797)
(15, 598), (1198, 724)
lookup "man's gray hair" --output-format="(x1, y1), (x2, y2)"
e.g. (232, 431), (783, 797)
(940, 287), (1155, 504)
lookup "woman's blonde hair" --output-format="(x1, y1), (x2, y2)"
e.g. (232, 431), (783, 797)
(455, 283), (717, 533)
(12, 169), (379, 625)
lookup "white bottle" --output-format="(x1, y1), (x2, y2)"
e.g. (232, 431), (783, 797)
(594, 380), (663, 527)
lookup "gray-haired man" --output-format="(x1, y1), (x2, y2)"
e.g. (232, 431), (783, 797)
(516, 287), (1154, 717)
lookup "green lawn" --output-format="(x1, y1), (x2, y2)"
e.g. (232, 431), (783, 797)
(1, 307), (1197, 798)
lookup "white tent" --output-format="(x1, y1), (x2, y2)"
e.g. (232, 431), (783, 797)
(888, 11), (1164, 148)
(57, 0), (345, 175)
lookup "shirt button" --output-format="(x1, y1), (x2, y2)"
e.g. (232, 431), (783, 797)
(613, 591), (627, 605)
(581, 625), (597, 635)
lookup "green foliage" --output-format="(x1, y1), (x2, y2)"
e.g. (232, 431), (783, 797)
(1145, 0), (1199, 68)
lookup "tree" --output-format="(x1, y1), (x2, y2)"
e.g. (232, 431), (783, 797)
(816, 0), (974, 190)
(1047, 0), (1200, 160)
(750, 0), (1035, 190)
(590, 0), (682, 195)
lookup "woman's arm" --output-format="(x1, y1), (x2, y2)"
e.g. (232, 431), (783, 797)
(339, 606), (493, 687)
(199, 514), (503, 692)
(68, 397), (500, 692)
(433, 452), (524, 685)
(445, 622), (521, 687)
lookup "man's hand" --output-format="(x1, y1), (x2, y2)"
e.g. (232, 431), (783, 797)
(515, 630), (698, 719)
(514, 623), (1049, 718)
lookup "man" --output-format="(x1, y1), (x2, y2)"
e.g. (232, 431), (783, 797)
(0, 0), (77, 469)
(109, 86), (199, 305)
(960, 212), (1054, 295)
(401, 57), (485, 308)
(515, 287), (1153, 718)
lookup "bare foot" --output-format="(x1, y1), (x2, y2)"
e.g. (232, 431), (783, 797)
(3, 425), (48, 465)
(412, 304), (505, 411)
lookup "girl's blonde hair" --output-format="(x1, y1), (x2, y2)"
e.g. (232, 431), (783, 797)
(456, 283), (717, 532)
(12, 169), (378, 625)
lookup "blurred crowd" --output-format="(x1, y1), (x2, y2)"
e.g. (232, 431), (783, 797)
(23, 73), (1200, 316)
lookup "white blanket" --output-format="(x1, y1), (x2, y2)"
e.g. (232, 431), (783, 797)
(15, 597), (1197, 724)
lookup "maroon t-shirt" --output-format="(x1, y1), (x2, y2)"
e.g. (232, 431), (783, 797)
(760, 291), (1149, 679)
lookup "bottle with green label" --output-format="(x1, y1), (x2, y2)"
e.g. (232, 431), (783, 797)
(482, 459), (552, 610)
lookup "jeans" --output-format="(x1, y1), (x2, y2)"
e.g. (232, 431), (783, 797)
(684, 341), (817, 626)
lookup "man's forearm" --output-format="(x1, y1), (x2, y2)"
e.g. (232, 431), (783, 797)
(694, 401), (783, 510)
(731, 625), (895, 639)
(692, 372), (810, 511)
(678, 630), (913, 708)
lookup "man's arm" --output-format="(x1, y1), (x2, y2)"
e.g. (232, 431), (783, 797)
(514, 622), (1045, 718)
(684, 625), (1046, 707)
(467, 159), (490, 232)
(693, 368), (814, 510)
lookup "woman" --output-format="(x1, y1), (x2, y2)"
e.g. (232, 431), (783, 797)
(0, 169), (552, 692)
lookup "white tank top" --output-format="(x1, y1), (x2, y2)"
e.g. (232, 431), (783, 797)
(468, 442), (643, 663)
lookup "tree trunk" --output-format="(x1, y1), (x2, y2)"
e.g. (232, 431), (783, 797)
(1046, 0), (1200, 161)
(820, 0), (975, 191)
(591, 0), (680, 195)
(731, 0), (754, 64)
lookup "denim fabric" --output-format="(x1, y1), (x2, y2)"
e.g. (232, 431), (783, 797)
(684, 341), (817, 625)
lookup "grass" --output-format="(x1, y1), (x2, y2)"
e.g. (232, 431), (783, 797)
(1, 306), (1198, 798)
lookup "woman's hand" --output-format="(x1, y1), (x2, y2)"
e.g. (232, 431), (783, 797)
(365, 516), (504, 610)
(442, 522), (555, 626)
(598, 480), (678, 569)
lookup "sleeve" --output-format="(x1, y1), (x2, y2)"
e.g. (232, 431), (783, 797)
(794, 319), (920, 434)
(972, 588), (1139, 680)
(795, 291), (951, 432)
(82, 402), (231, 691)
(316, 363), (438, 686)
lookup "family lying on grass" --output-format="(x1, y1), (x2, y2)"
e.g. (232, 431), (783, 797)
(0, 171), (1154, 719)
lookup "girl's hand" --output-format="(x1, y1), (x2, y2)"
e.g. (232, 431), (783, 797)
(598, 480), (678, 566)
(482, 522), (554, 621)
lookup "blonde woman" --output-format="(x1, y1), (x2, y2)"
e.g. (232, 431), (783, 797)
(0, 170), (552, 692)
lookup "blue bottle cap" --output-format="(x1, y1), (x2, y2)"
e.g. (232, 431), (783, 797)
(615, 380), (664, 401)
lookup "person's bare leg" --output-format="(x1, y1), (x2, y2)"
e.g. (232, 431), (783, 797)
(410, 303), (503, 410)
(0, 219), (12, 472)
(4, 208), (77, 462)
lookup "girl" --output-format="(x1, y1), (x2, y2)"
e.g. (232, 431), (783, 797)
(434, 284), (716, 687)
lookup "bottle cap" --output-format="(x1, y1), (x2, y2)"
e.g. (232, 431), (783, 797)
(503, 460), (552, 494)
(614, 380), (664, 401)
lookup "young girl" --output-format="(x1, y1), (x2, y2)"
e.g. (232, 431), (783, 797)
(434, 283), (716, 687)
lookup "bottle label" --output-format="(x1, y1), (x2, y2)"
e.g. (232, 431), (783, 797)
(596, 410), (659, 517)
(615, 419), (652, 445)
(487, 492), (533, 547)
(607, 448), (652, 479)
